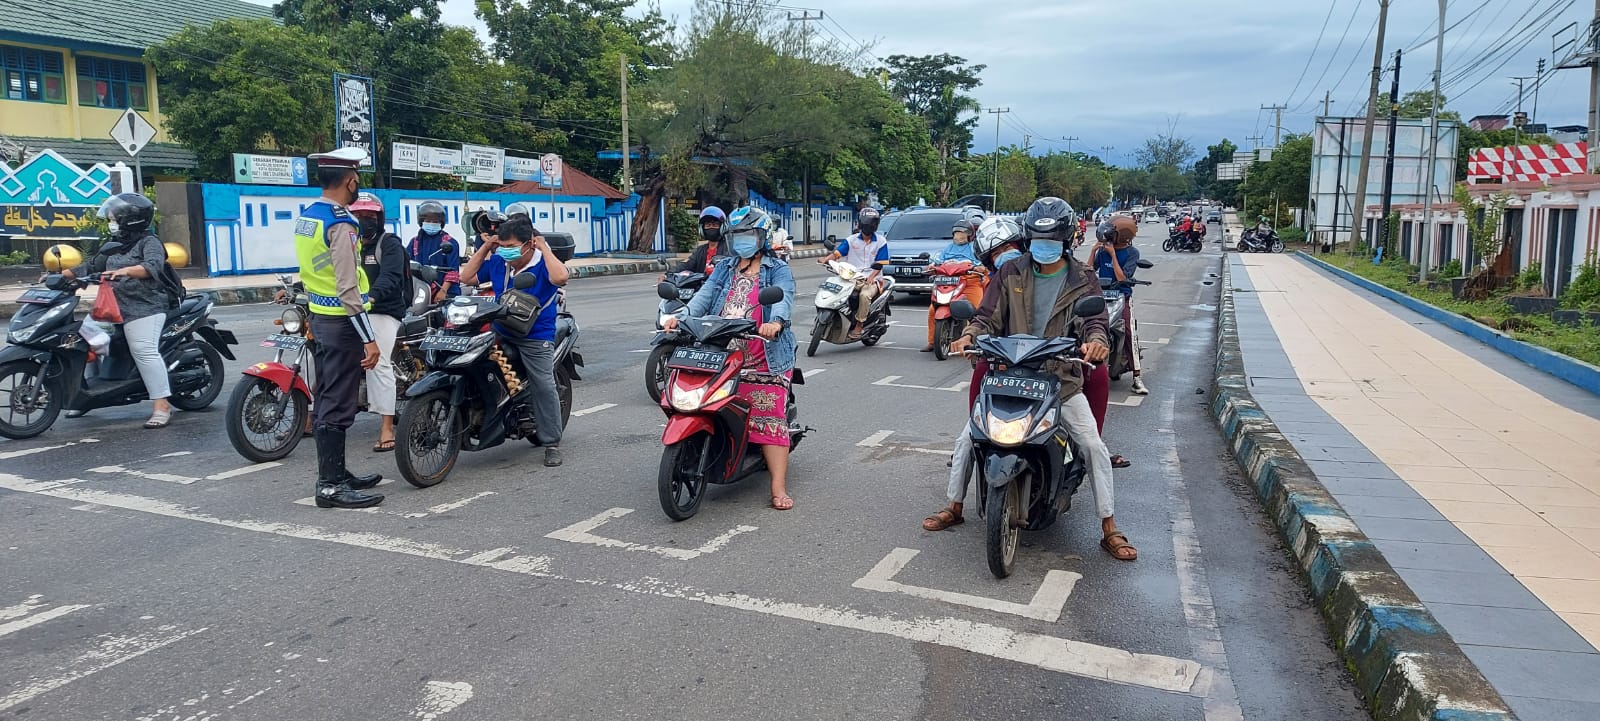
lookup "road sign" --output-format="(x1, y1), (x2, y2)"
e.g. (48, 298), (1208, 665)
(540, 153), (563, 189)
(108, 109), (158, 157)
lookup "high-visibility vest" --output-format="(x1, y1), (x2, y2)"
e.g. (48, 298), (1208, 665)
(294, 201), (370, 315)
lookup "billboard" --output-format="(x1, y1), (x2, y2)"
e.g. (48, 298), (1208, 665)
(1308, 117), (1457, 241)
(333, 73), (375, 168)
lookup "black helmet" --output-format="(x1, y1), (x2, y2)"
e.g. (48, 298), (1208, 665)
(472, 209), (508, 236)
(417, 200), (446, 220)
(98, 192), (155, 236)
(1020, 197), (1075, 242)
(856, 206), (882, 235)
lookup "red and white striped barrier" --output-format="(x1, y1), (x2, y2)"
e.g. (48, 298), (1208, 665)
(1468, 142), (1587, 183)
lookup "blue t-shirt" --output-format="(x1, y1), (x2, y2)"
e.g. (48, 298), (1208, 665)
(481, 252), (560, 340)
(409, 231), (462, 296)
(933, 241), (979, 265)
(1093, 245), (1141, 297)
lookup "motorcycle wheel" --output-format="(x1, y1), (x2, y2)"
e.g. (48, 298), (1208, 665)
(985, 481), (1022, 579)
(396, 388), (460, 487)
(658, 433), (710, 521)
(557, 365), (573, 429)
(932, 319), (952, 361)
(860, 333), (880, 347)
(1162, 238), (1175, 252)
(224, 377), (308, 463)
(1270, 239), (1285, 253)
(169, 342), (226, 411)
(644, 345), (671, 404)
(807, 318), (826, 357)
(0, 360), (62, 440)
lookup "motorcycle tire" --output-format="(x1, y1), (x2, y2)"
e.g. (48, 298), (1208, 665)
(644, 344), (671, 404)
(169, 342), (226, 412)
(658, 433), (710, 521)
(0, 360), (62, 440)
(933, 319), (952, 361)
(807, 318), (826, 357)
(225, 377), (308, 463)
(986, 481), (1022, 579)
(1162, 238), (1175, 252)
(860, 333), (880, 347)
(1270, 239), (1285, 253)
(396, 388), (460, 488)
(557, 365), (573, 429)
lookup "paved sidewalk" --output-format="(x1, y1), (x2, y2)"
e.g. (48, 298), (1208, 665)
(1231, 252), (1600, 721)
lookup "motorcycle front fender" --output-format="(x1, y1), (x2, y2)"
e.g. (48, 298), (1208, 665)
(403, 370), (466, 401)
(240, 361), (310, 397)
(0, 343), (53, 366)
(562, 352), (584, 381)
(662, 414), (715, 445)
(980, 450), (1027, 488)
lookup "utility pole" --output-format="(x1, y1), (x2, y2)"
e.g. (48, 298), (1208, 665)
(985, 107), (1011, 209)
(1260, 103), (1287, 147)
(1511, 75), (1537, 145)
(1380, 49), (1402, 252)
(1323, 90), (1332, 118)
(1064, 136), (1079, 155)
(1419, 0), (1445, 282)
(619, 54), (631, 195)
(1247, 135), (1263, 151)
(786, 10), (824, 57)
(1351, 0), (1391, 251)
(1100, 145), (1115, 164)
(1553, 3), (1600, 173)
(1533, 58), (1547, 125)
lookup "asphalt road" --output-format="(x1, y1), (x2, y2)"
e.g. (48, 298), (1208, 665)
(0, 224), (1365, 721)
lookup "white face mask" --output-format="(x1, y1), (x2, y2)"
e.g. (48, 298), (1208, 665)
(107, 221), (120, 235)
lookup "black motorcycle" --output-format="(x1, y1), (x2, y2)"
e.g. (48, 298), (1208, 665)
(1, 274), (236, 439)
(645, 270), (705, 404)
(1238, 228), (1284, 253)
(1162, 231), (1204, 253)
(952, 295), (1106, 578)
(393, 278), (575, 487)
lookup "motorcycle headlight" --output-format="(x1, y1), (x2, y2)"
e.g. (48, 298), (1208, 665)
(837, 264), (858, 281)
(444, 301), (476, 327)
(442, 332), (496, 368)
(8, 303), (72, 344)
(279, 308), (305, 335)
(669, 377), (737, 412)
(985, 407), (1054, 447)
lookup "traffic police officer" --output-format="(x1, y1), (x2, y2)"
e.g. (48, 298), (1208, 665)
(297, 147), (385, 509)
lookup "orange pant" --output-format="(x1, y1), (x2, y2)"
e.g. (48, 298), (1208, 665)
(928, 284), (986, 345)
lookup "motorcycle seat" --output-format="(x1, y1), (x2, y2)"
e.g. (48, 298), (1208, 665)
(168, 294), (209, 318)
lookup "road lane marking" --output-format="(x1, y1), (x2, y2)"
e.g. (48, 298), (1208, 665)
(853, 548), (1081, 622)
(206, 462), (283, 481)
(871, 375), (969, 392)
(628, 349), (652, 353)
(1109, 396), (1145, 407)
(545, 507), (756, 560)
(0, 438), (99, 460)
(0, 474), (1204, 693)
(419, 491), (496, 516)
(159, 451), (192, 458)
(0, 600), (90, 638)
(413, 680), (474, 720)
(0, 595), (48, 621)
(1142, 337), (1171, 345)
(801, 368), (827, 377)
(88, 465), (199, 484)
(857, 430), (894, 447)
(571, 403), (617, 417)
(0, 624), (207, 712)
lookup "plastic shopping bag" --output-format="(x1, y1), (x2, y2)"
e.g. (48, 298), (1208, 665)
(79, 319), (112, 356)
(90, 281), (123, 323)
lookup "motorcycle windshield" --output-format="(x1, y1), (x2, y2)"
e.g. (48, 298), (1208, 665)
(973, 334), (1077, 367)
(681, 316), (758, 345)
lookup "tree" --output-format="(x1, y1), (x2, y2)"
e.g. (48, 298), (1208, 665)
(881, 53), (984, 205)
(1135, 133), (1196, 173)
(147, 19), (341, 182)
(994, 148), (1036, 212)
(1190, 139), (1241, 205)
(814, 77), (937, 208)
(1036, 152), (1110, 212)
(1238, 133), (1312, 220)
(1375, 89), (1461, 122)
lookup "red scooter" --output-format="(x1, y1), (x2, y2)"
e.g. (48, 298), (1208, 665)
(654, 282), (809, 521)
(926, 259), (982, 360)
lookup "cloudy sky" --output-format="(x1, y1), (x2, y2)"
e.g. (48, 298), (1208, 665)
(248, 0), (1592, 165)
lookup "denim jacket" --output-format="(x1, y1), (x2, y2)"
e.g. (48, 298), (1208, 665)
(685, 254), (797, 373)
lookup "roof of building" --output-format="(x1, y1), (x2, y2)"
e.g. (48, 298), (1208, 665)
(492, 166), (627, 201)
(10, 136), (196, 170)
(5, 0), (273, 53)
(1469, 114), (1510, 122)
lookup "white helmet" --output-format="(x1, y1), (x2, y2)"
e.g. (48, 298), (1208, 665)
(973, 216), (1024, 269)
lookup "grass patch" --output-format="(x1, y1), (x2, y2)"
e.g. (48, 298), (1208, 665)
(1318, 253), (1600, 367)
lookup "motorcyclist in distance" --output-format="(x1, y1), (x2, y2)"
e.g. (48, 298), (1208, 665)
(665, 206), (730, 279)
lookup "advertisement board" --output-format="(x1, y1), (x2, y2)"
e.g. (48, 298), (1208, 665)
(333, 73), (375, 168)
(233, 154), (307, 186)
(1308, 117), (1457, 242)
(461, 144), (505, 185)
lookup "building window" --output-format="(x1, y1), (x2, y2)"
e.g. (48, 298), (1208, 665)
(1, 45), (67, 104)
(76, 56), (148, 110)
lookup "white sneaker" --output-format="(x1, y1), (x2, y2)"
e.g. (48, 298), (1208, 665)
(1131, 377), (1149, 395)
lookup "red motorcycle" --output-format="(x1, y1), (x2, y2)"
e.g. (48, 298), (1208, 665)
(927, 259), (982, 360)
(654, 282), (810, 521)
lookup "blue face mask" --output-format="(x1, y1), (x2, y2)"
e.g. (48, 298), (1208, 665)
(1031, 239), (1065, 265)
(495, 246), (523, 262)
(993, 249), (1023, 268)
(421, 222), (442, 234)
(731, 236), (760, 259)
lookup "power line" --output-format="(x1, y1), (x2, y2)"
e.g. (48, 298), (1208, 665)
(1289, 0), (1366, 113)
(1442, 0), (1575, 98)
(1283, 0), (1343, 109)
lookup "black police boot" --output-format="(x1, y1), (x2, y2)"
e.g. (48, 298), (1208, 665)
(313, 426), (384, 509)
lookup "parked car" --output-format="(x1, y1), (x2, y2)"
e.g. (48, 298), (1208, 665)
(879, 207), (967, 295)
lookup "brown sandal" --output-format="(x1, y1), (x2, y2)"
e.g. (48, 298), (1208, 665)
(923, 506), (964, 531)
(1111, 454), (1131, 469)
(1100, 532), (1138, 561)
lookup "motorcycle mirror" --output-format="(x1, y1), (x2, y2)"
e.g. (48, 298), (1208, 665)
(757, 286), (785, 306)
(657, 281), (679, 301)
(950, 299), (976, 320)
(1136, 259), (1154, 269)
(511, 273), (538, 291)
(1074, 295), (1107, 318)
(822, 237), (838, 252)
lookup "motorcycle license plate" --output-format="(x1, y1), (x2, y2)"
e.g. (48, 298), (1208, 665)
(420, 334), (475, 353)
(260, 334), (306, 352)
(820, 281), (846, 293)
(930, 275), (962, 285)
(17, 288), (58, 304)
(667, 346), (728, 372)
(982, 374), (1054, 401)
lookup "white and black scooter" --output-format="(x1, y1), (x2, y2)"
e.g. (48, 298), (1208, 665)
(806, 241), (896, 356)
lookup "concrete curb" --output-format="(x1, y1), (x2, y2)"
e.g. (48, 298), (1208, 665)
(1211, 259), (1517, 721)
(1296, 251), (1600, 396)
(0, 248), (834, 319)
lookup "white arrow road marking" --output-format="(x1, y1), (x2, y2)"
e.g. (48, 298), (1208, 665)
(413, 681), (474, 720)
(1109, 395), (1145, 407)
(204, 463), (283, 481)
(0, 601), (91, 638)
(417, 491), (495, 517)
(0, 623), (206, 712)
(857, 431), (953, 456)
(545, 508), (755, 560)
(0, 474), (1204, 693)
(0, 438), (99, 460)
(853, 548), (1081, 622)
(872, 375), (969, 392)
(571, 403), (617, 417)
(857, 430), (894, 447)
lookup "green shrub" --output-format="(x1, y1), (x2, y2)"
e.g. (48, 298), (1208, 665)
(667, 208), (699, 253)
(0, 250), (29, 266)
(1516, 261), (1544, 292)
(1438, 259), (1463, 279)
(1279, 227), (1307, 244)
(1564, 254), (1600, 311)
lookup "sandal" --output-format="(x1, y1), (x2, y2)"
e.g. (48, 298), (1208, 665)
(771, 495), (794, 511)
(143, 409), (172, 430)
(1100, 532), (1138, 561)
(922, 506), (964, 531)
(1111, 454), (1131, 469)
(373, 439), (395, 453)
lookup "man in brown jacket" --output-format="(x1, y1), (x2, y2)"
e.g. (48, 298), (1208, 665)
(948, 197), (1136, 561)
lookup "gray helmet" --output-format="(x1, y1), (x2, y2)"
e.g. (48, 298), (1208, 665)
(973, 216), (1024, 270)
(417, 200), (446, 221)
(98, 192), (155, 236)
(504, 202), (532, 220)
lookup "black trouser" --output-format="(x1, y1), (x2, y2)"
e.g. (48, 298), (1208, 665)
(311, 314), (363, 430)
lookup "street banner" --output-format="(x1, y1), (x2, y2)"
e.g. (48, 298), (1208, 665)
(504, 156), (542, 182)
(461, 144), (504, 185)
(540, 153), (563, 189)
(233, 154), (307, 186)
(392, 142), (460, 175)
(333, 73), (375, 168)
